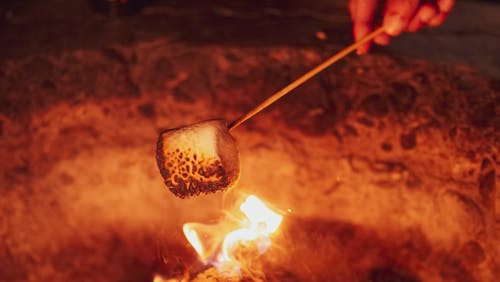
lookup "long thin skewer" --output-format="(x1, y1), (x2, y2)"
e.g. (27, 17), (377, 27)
(228, 26), (386, 131)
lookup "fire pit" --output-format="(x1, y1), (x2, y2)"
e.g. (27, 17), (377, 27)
(0, 1), (498, 282)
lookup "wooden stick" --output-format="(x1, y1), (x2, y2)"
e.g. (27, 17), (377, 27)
(228, 26), (386, 131)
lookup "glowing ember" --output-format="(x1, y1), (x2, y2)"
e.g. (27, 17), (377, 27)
(182, 195), (283, 275)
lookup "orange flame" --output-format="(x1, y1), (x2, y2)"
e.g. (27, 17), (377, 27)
(182, 195), (283, 274)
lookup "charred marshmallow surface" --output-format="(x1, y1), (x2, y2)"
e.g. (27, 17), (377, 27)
(156, 120), (239, 198)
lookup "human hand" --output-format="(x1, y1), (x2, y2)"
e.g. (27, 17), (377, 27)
(349, 0), (455, 54)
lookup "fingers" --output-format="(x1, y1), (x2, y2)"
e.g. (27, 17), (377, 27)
(407, 4), (437, 32)
(429, 0), (455, 26)
(349, 0), (379, 54)
(383, 0), (420, 36)
(350, 0), (455, 54)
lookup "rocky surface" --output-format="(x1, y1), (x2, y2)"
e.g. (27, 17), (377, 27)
(0, 1), (498, 282)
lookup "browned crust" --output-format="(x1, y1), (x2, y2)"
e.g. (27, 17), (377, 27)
(155, 127), (232, 198)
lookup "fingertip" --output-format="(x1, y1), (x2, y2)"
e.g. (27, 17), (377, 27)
(374, 34), (391, 45)
(437, 0), (455, 13)
(428, 12), (448, 27)
(407, 20), (423, 33)
(356, 43), (371, 55)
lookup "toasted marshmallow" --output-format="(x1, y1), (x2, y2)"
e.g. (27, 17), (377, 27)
(156, 120), (239, 198)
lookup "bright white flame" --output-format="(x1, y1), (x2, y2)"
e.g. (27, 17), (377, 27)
(220, 195), (283, 263)
(182, 195), (283, 274)
(182, 224), (204, 259)
(240, 195), (282, 234)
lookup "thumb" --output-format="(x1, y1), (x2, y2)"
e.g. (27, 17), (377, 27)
(383, 0), (419, 36)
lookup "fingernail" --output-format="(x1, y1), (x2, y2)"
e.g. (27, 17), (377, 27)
(385, 14), (404, 35)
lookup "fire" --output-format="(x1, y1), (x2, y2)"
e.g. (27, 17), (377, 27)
(183, 224), (204, 259)
(182, 195), (283, 275)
